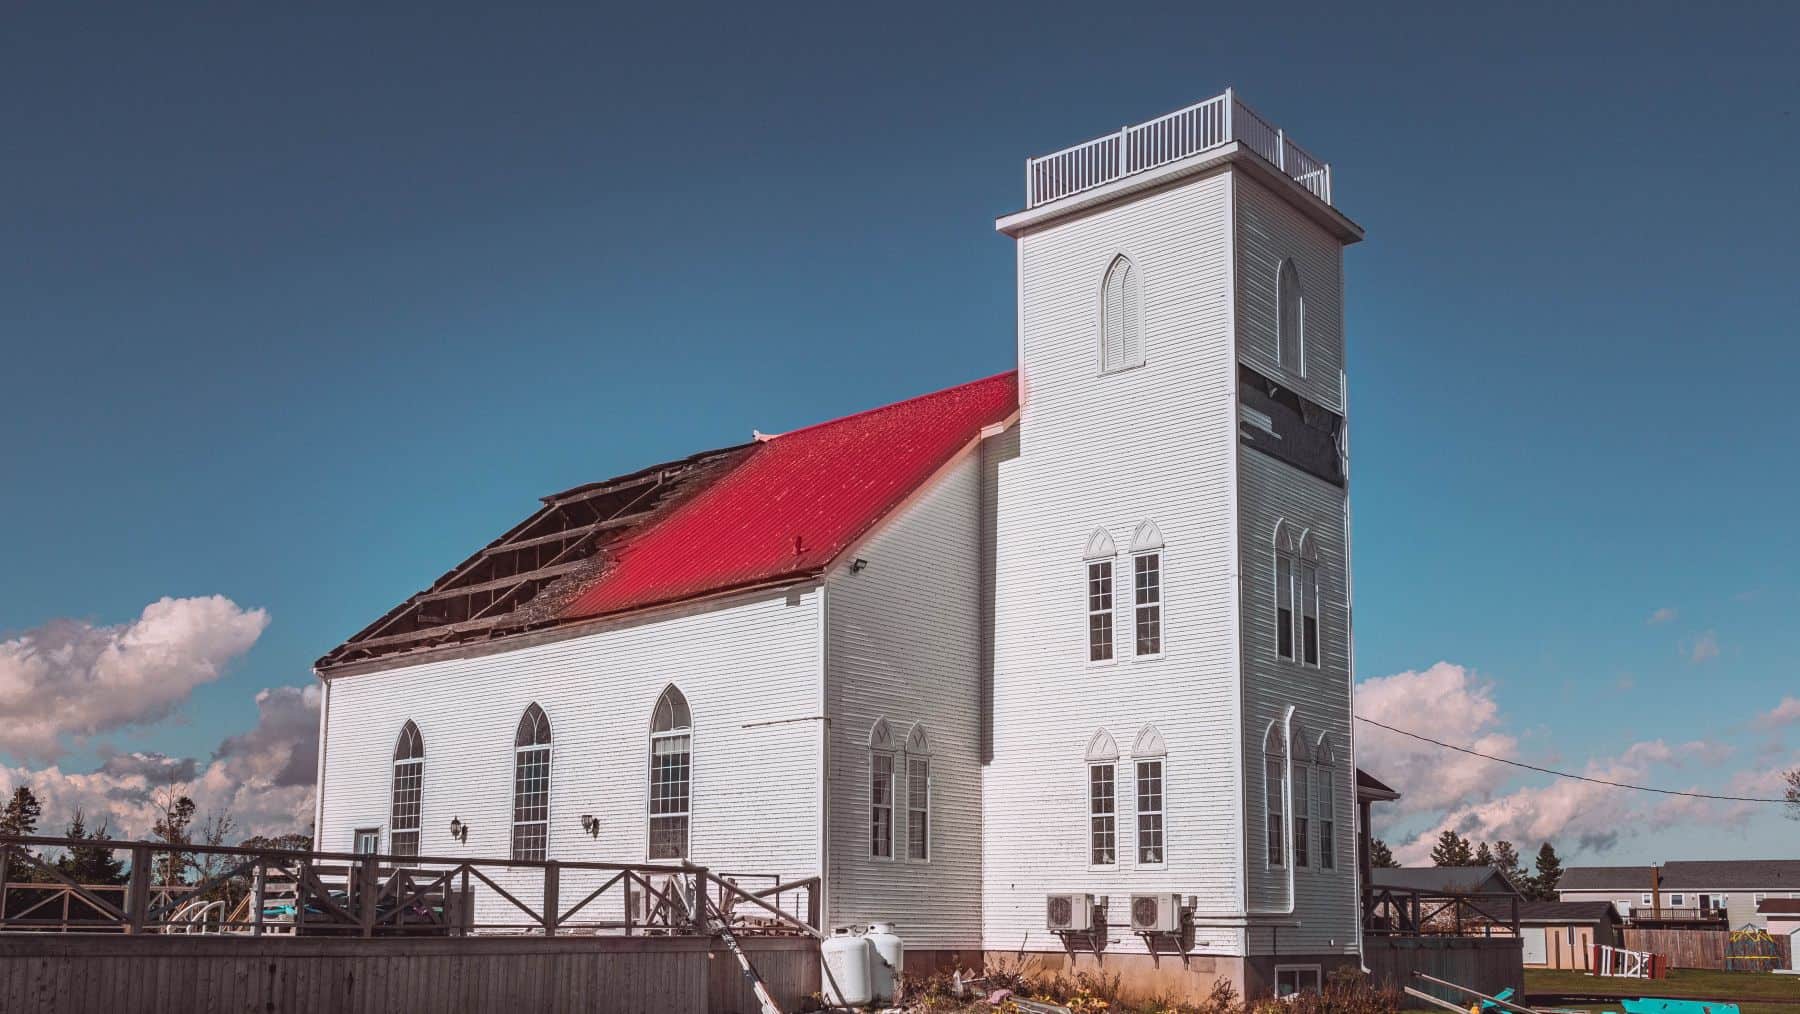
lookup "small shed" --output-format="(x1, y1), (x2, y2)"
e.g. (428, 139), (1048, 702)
(1518, 901), (1623, 969)
(1756, 898), (1800, 973)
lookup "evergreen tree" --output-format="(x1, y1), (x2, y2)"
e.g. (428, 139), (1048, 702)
(1493, 840), (1530, 889)
(1429, 829), (1474, 867)
(55, 811), (126, 885)
(1531, 841), (1565, 900)
(0, 785), (43, 838)
(1785, 768), (1798, 821)
(1473, 841), (1496, 868)
(1369, 838), (1400, 869)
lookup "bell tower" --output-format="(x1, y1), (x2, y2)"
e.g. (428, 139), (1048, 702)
(983, 90), (1365, 999)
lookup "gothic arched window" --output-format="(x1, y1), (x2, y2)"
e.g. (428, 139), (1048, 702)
(511, 704), (552, 861)
(1100, 254), (1144, 373)
(1277, 258), (1305, 376)
(390, 721), (424, 858)
(648, 686), (693, 859)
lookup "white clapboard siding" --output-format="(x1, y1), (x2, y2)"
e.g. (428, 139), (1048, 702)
(1237, 440), (1356, 955)
(985, 167), (1246, 957)
(318, 586), (825, 928)
(823, 452), (985, 950)
(1235, 174), (1345, 413)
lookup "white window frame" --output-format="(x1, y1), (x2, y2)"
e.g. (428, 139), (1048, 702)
(1134, 757), (1166, 867)
(1086, 559), (1115, 663)
(1132, 551), (1163, 658)
(511, 704), (552, 862)
(1273, 523), (1321, 667)
(389, 721), (424, 860)
(1086, 729), (1120, 869)
(869, 719), (896, 861)
(1274, 964), (1321, 998)
(904, 724), (931, 863)
(647, 686), (693, 861)
(1669, 893), (1685, 907)
(1314, 734), (1336, 871)
(1754, 892), (1766, 906)
(1641, 893), (1652, 906)
(1098, 252), (1146, 375)
(1264, 723), (1286, 869)
(1276, 257), (1306, 378)
(353, 827), (380, 855)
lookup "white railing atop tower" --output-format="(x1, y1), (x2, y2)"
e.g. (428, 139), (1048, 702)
(1024, 90), (1334, 209)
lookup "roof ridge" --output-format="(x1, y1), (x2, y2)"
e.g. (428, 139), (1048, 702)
(762, 369), (1017, 442)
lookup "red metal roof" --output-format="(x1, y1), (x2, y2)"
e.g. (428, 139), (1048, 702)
(559, 371), (1017, 620)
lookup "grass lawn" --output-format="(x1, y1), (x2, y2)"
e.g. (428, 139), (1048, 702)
(1525, 966), (1800, 1005)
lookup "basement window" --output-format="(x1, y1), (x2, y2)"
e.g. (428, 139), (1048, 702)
(1275, 965), (1321, 998)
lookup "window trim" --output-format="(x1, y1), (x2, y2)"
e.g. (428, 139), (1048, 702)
(1086, 558), (1116, 664)
(1314, 733), (1336, 872)
(1097, 252), (1147, 375)
(389, 721), (424, 860)
(1131, 550), (1164, 659)
(1274, 964), (1322, 998)
(904, 724), (931, 863)
(1086, 729), (1120, 870)
(353, 827), (381, 855)
(511, 704), (553, 863)
(1134, 757), (1167, 868)
(1264, 723), (1287, 869)
(869, 719), (896, 861)
(647, 686), (693, 862)
(1276, 257), (1306, 379)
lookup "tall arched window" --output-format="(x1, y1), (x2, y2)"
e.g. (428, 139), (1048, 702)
(1273, 522), (1318, 665)
(1263, 722), (1286, 868)
(390, 721), (424, 858)
(512, 704), (552, 861)
(648, 686), (693, 860)
(1277, 258), (1305, 376)
(1132, 725), (1166, 865)
(869, 719), (896, 859)
(1313, 733), (1337, 871)
(1100, 254), (1144, 373)
(1086, 730), (1119, 867)
(1085, 528), (1117, 662)
(1290, 723), (1313, 868)
(1130, 521), (1164, 657)
(904, 724), (931, 862)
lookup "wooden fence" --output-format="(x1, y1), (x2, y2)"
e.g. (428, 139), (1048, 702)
(1363, 936), (1523, 1004)
(0, 932), (819, 1013)
(1622, 928), (1793, 971)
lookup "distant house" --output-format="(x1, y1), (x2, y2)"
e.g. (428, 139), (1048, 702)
(1517, 901), (1622, 970)
(1757, 898), (1800, 972)
(1558, 860), (1800, 928)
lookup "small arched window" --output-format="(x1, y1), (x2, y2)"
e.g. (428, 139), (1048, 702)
(390, 721), (424, 858)
(1086, 730), (1119, 866)
(648, 686), (692, 860)
(1130, 521), (1164, 657)
(1132, 725), (1166, 865)
(1277, 258), (1304, 376)
(904, 724), (931, 862)
(1263, 722), (1286, 868)
(869, 719), (896, 859)
(511, 704), (552, 861)
(1085, 529), (1117, 662)
(1100, 254), (1144, 373)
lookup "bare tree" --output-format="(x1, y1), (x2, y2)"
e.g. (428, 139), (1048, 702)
(1785, 768), (1799, 821)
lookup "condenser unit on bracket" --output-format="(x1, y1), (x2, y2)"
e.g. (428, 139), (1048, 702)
(1045, 893), (1096, 933)
(1129, 893), (1184, 934)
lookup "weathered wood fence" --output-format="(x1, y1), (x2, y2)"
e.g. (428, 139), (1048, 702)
(1622, 928), (1793, 971)
(0, 933), (819, 1013)
(1363, 936), (1523, 1004)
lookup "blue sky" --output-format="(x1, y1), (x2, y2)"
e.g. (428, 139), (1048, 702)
(2, 3), (1795, 856)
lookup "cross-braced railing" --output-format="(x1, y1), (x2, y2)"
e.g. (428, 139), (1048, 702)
(1362, 884), (1520, 938)
(1024, 90), (1334, 209)
(0, 835), (819, 940)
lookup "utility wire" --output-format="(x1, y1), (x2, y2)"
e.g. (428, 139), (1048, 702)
(1353, 714), (1791, 804)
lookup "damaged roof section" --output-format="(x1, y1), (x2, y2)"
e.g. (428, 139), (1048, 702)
(314, 443), (753, 672)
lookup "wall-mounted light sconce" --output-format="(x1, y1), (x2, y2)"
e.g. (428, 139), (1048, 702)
(580, 814), (600, 838)
(851, 558), (869, 573)
(449, 816), (468, 843)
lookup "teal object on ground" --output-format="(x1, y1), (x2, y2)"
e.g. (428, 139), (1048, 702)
(1621, 998), (1741, 1014)
(1479, 987), (1516, 1010)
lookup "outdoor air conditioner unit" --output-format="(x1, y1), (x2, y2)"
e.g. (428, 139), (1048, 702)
(1130, 893), (1184, 934)
(1045, 893), (1095, 932)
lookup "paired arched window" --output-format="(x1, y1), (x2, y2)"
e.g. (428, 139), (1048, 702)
(648, 686), (693, 860)
(1099, 254), (1144, 373)
(1263, 721), (1286, 868)
(1132, 725), (1166, 865)
(512, 704), (552, 860)
(1085, 730), (1119, 866)
(905, 724), (931, 862)
(1277, 258), (1305, 375)
(1130, 522), (1164, 657)
(868, 719), (896, 859)
(1273, 521), (1320, 665)
(1313, 733), (1337, 871)
(390, 721), (423, 858)
(1085, 529), (1116, 662)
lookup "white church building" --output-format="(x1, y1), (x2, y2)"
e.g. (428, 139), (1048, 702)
(312, 89), (1366, 999)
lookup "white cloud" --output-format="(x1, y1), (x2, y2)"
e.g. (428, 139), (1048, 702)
(1, 683), (319, 841)
(1354, 662), (1519, 818)
(1686, 630), (1720, 664)
(1756, 696), (1800, 730)
(1646, 607), (1677, 625)
(0, 596), (269, 762)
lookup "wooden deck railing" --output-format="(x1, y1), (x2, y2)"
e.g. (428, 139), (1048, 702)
(1363, 885), (1521, 938)
(1024, 90), (1334, 209)
(0, 835), (819, 940)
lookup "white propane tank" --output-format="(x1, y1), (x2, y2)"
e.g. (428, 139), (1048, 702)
(865, 922), (904, 1003)
(821, 927), (873, 1007)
